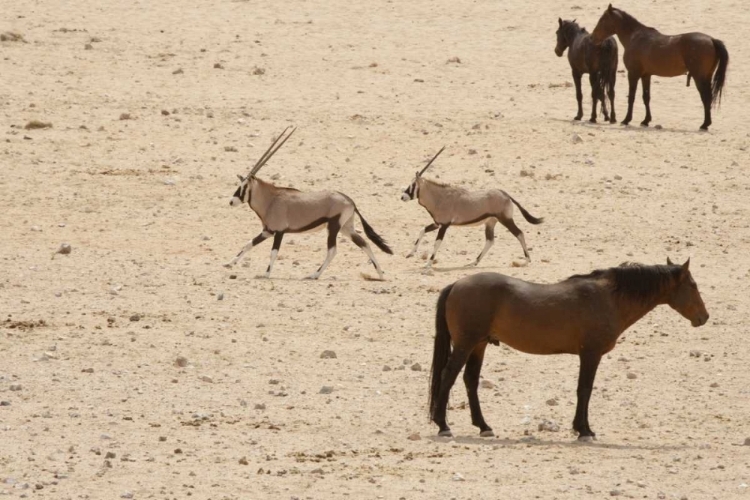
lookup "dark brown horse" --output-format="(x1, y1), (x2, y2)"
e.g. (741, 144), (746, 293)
(555, 18), (618, 123)
(429, 259), (709, 440)
(591, 4), (728, 130)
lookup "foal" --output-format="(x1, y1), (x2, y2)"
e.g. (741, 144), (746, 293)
(429, 259), (709, 440)
(555, 18), (618, 123)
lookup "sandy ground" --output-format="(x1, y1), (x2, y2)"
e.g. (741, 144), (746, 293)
(1, 0), (750, 498)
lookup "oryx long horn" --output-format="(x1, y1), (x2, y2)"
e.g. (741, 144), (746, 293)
(250, 126), (296, 176)
(418, 146), (446, 176)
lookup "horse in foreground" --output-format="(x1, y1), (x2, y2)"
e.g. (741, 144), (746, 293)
(555, 18), (618, 123)
(591, 4), (728, 130)
(226, 127), (393, 279)
(429, 259), (709, 440)
(401, 147), (544, 267)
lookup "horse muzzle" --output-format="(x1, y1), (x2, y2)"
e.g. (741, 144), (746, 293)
(554, 47), (563, 57)
(691, 313), (709, 327)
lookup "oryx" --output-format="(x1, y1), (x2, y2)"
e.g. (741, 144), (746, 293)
(226, 127), (393, 280)
(401, 147), (544, 267)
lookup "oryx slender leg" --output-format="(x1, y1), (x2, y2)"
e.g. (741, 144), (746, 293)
(305, 219), (340, 280)
(342, 222), (385, 280)
(224, 230), (272, 268)
(426, 224), (449, 268)
(499, 218), (531, 261)
(406, 223), (439, 258)
(259, 232), (284, 278)
(471, 219), (497, 267)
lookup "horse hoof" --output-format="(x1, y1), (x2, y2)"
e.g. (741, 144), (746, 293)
(437, 430), (453, 438)
(640, 122), (650, 127)
(574, 116), (582, 121)
(577, 435), (596, 442)
(700, 125), (709, 131)
(479, 430), (495, 437)
(589, 118), (597, 124)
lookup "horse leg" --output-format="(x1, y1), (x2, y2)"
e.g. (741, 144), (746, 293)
(499, 218), (530, 261)
(572, 351), (602, 441)
(463, 342), (494, 436)
(599, 77), (610, 123)
(572, 70), (583, 121)
(342, 223), (385, 280)
(433, 347), (471, 437)
(640, 74), (652, 126)
(695, 78), (712, 130)
(224, 230), (272, 268)
(305, 219), (340, 279)
(259, 231), (284, 278)
(471, 219), (496, 267)
(406, 223), (438, 258)
(588, 73), (600, 123)
(608, 72), (617, 123)
(426, 224), (449, 268)
(622, 72), (639, 125)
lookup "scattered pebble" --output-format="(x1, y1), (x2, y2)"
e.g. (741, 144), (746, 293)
(407, 432), (421, 441)
(84, 43), (93, 50)
(319, 386), (334, 394)
(480, 380), (494, 389)
(320, 350), (337, 359)
(511, 260), (528, 268)
(172, 68), (184, 75)
(217, 292), (224, 301)
(655, 124), (663, 130)
(452, 473), (465, 482)
(9, 384), (21, 391)
(254, 403), (266, 410)
(214, 63), (224, 69)
(200, 375), (214, 383)
(174, 356), (188, 368)
(571, 133), (583, 144)
(710, 382), (719, 388)
(538, 419), (560, 432)
(610, 489), (622, 497)
(120, 492), (133, 499)
(743, 437), (750, 446)
(382, 365), (392, 372)
(129, 314), (141, 322)
(627, 372), (637, 379)
(24, 120), (52, 130)
(119, 113), (132, 120)
(545, 398), (558, 406)
(410, 363), (422, 372)
(0, 401), (10, 406)
(105, 452), (116, 459)
(161, 109), (170, 116)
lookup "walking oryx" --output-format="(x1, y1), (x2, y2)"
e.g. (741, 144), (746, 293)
(401, 147), (544, 267)
(226, 127), (393, 279)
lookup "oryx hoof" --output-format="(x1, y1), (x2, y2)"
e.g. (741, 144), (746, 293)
(437, 430), (453, 438)
(255, 273), (270, 279)
(479, 429), (495, 437)
(223, 262), (235, 269)
(303, 274), (320, 280)
(405, 253), (414, 259)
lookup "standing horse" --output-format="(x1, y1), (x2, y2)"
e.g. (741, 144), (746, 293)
(555, 18), (618, 123)
(591, 4), (728, 130)
(429, 259), (709, 440)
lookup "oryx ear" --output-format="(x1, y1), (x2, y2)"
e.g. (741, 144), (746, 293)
(415, 170), (420, 178)
(558, 18), (562, 27)
(237, 174), (244, 181)
(667, 257), (674, 266)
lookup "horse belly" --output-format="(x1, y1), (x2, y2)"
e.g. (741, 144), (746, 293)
(489, 314), (581, 355)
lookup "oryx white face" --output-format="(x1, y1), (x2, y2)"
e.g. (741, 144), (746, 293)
(230, 175), (251, 207)
(401, 173), (420, 201)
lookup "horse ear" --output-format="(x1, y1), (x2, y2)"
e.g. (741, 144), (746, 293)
(572, 18), (577, 23)
(558, 18), (562, 27)
(608, 3), (613, 11)
(681, 258), (691, 273)
(667, 257), (674, 266)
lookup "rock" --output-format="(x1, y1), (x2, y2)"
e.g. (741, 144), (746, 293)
(480, 380), (494, 389)
(84, 43), (93, 50)
(511, 260), (528, 268)
(689, 350), (702, 357)
(105, 452), (116, 459)
(55, 243), (72, 255)
(545, 398), (558, 406)
(655, 124), (663, 130)
(217, 292), (224, 301)
(174, 356), (188, 368)
(614, 175), (623, 181)
(626, 372), (637, 379)
(610, 489), (622, 496)
(407, 432), (421, 441)
(172, 68), (184, 75)
(382, 365), (392, 372)
(239, 456), (249, 465)
(710, 382), (719, 388)
(743, 437), (750, 446)
(411, 363), (422, 372)
(0, 401), (10, 406)
(200, 375), (214, 383)
(159, 436), (167, 442)
(42, 351), (58, 361)
(320, 350), (337, 359)
(129, 314), (141, 322)
(452, 472), (465, 482)
(571, 133), (583, 144)
(81, 368), (94, 373)
(9, 384), (21, 391)
(268, 379), (280, 385)
(214, 63), (224, 69)
(537, 419), (560, 432)
(119, 113), (132, 120)
(254, 403), (266, 410)
(121, 492), (133, 499)
(319, 386), (334, 394)
(161, 109), (170, 116)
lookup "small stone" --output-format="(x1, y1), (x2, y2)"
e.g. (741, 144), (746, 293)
(214, 62), (224, 69)
(174, 448), (183, 454)
(129, 314), (140, 322)
(0, 401), (10, 406)
(224, 146), (238, 152)
(254, 403), (266, 410)
(511, 260), (528, 268)
(159, 436), (167, 442)
(229, 274), (237, 279)
(217, 292), (224, 301)
(689, 350), (702, 357)
(319, 386), (334, 394)
(84, 43), (93, 50)
(161, 109), (170, 116)
(320, 350), (337, 359)
(172, 68), (184, 75)
(42, 351), (58, 361)
(655, 124), (663, 130)
(119, 113), (132, 120)
(614, 175), (622, 180)
(743, 437), (750, 446)
(571, 133), (583, 144)
(200, 375), (214, 383)
(410, 363), (422, 372)
(239, 456), (249, 465)
(120, 492), (133, 499)
(174, 356), (188, 367)
(546, 398), (558, 406)
(105, 452), (116, 459)
(610, 490), (622, 497)
(537, 419), (560, 432)
(480, 380), (494, 389)
(452, 472), (465, 482)
(268, 379), (280, 385)
(81, 368), (94, 373)
(382, 365), (392, 372)
(710, 382), (719, 388)
(627, 372), (637, 379)
(55, 243), (72, 255)
(9, 384), (22, 391)
(407, 432), (421, 441)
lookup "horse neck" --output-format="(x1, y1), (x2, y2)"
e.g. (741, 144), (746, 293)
(613, 13), (645, 48)
(612, 281), (670, 332)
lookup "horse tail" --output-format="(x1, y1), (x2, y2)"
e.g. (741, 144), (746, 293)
(502, 191), (544, 225)
(597, 37), (618, 96)
(711, 38), (728, 108)
(429, 283), (454, 421)
(355, 208), (393, 254)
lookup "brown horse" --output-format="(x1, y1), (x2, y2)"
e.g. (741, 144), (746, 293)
(591, 4), (728, 130)
(555, 18), (618, 123)
(429, 259), (709, 440)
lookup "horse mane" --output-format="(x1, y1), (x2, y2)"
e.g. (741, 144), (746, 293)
(611, 7), (647, 29)
(566, 262), (679, 302)
(561, 20), (587, 41)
